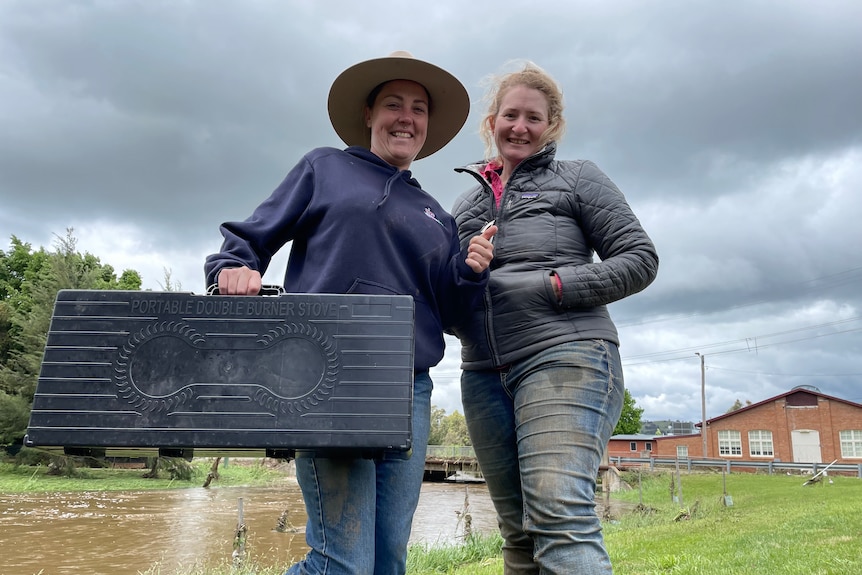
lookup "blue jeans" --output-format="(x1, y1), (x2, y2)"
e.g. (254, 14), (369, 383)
(461, 340), (624, 575)
(286, 371), (432, 575)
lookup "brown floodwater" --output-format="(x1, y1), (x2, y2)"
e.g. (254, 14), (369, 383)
(0, 479), (498, 575)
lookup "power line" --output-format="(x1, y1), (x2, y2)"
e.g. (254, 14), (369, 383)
(621, 317), (862, 365)
(615, 265), (862, 329)
(707, 366), (862, 378)
(622, 327), (862, 366)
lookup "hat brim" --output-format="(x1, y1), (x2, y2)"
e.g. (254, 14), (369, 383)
(328, 54), (469, 160)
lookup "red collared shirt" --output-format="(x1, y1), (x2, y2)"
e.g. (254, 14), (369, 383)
(480, 160), (504, 208)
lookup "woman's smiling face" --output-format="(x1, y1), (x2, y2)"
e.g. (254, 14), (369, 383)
(491, 84), (550, 171)
(365, 79), (429, 170)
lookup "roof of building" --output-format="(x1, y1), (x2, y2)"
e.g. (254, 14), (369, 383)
(653, 433), (701, 440)
(702, 388), (862, 426)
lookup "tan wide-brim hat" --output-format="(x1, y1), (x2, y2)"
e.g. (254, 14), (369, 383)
(328, 51), (470, 160)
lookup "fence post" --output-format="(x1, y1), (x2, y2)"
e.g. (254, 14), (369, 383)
(232, 497), (246, 566)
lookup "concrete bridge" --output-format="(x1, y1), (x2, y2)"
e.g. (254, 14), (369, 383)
(424, 445), (482, 481)
(424, 446), (624, 492)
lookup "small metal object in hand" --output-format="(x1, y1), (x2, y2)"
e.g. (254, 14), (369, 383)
(480, 219), (496, 243)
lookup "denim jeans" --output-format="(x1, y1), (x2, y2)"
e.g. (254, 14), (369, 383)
(461, 340), (624, 575)
(286, 371), (432, 575)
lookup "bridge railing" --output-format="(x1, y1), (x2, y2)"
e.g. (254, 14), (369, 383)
(426, 445), (476, 459)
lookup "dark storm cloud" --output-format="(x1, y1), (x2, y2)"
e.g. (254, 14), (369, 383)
(0, 1), (337, 243)
(1, 0), (860, 422)
(546, 1), (862, 193)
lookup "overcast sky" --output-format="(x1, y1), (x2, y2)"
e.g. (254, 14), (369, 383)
(2, 0), (861, 425)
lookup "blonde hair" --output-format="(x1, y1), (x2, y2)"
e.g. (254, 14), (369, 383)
(478, 61), (566, 161)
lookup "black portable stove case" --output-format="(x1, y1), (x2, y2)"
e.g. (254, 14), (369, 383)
(24, 289), (415, 459)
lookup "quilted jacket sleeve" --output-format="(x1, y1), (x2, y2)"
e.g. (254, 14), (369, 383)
(554, 160), (658, 309)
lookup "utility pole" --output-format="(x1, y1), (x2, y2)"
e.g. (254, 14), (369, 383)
(695, 353), (707, 458)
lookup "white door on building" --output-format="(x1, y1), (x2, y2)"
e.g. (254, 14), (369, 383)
(791, 429), (821, 463)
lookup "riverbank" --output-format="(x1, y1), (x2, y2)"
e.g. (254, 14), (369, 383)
(138, 532), (506, 575)
(0, 456), (500, 574)
(3, 459), (860, 574)
(0, 457), (288, 492)
(140, 471), (862, 575)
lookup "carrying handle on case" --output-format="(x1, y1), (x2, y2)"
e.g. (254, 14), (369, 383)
(206, 284), (285, 296)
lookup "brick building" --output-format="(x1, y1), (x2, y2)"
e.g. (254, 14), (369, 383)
(640, 387), (862, 464)
(607, 434), (659, 460)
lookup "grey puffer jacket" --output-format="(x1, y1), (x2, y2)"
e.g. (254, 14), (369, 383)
(450, 142), (659, 370)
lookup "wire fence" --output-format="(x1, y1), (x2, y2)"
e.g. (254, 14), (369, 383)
(424, 446), (862, 478)
(610, 456), (862, 478)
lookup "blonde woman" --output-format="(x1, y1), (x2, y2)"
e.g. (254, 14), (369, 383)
(450, 62), (658, 574)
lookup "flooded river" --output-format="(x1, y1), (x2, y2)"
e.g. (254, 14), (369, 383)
(0, 479), (498, 575)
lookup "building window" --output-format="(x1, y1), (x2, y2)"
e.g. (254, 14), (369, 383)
(645, 443), (653, 452)
(630, 442), (637, 451)
(718, 430), (742, 456)
(677, 445), (689, 459)
(749, 430), (774, 457)
(839, 430), (862, 458)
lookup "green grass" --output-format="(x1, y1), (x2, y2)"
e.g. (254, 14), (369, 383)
(138, 533), (507, 575)
(603, 470), (862, 575)
(406, 532), (505, 574)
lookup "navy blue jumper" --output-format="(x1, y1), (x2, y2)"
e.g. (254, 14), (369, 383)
(205, 146), (487, 372)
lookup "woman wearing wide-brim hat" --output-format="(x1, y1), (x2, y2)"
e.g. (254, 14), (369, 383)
(206, 51), (496, 574)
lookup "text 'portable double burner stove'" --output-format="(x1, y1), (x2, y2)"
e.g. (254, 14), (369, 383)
(25, 289), (415, 460)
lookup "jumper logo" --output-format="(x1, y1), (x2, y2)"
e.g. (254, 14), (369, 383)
(424, 206), (445, 227)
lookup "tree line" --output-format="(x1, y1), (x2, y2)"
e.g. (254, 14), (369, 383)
(0, 231), (142, 445)
(1, 230), (643, 450)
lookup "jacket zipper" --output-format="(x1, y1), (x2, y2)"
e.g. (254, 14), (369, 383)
(456, 146), (554, 367)
(456, 165), (504, 366)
